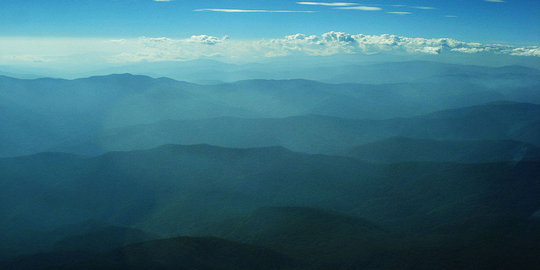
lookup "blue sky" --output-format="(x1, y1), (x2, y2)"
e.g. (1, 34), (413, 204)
(0, 0), (538, 70)
(0, 0), (538, 44)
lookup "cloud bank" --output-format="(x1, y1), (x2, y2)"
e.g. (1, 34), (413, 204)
(107, 32), (540, 62)
(1, 32), (539, 67)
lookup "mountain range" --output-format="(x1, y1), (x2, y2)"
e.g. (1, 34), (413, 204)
(1, 61), (540, 269)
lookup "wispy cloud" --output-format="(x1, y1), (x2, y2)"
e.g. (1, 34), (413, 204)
(335, 6), (382, 11)
(296, 2), (358, 6)
(485, 0), (504, 2)
(445, 15), (457, 18)
(413, 6), (436, 10)
(194, 8), (315, 13)
(387, 11), (412, 15)
(389, 5), (435, 10)
(153, 0), (173, 2)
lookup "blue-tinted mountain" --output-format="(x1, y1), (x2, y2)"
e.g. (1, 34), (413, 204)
(1, 67), (538, 157)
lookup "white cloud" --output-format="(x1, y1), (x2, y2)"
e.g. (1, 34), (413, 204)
(485, 0), (504, 2)
(153, 0), (173, 2)
(296, 2), (358, 6)
(335, 6), (382, 11)
(194, 8), (315, 13)
(186, 35), (228, 45)
(387, 11), (412, 15)
(445, 15), (457, 18)
(388, 4), (435, 9)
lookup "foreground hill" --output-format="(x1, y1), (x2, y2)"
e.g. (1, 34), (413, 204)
(50, 226), (159, 254)
(0, 220), (159, 262)
(199, 206), (540, 270)
(59, 101), (540, 156)
(198, 207), (394, 268)
(344, 137), (540, 163)
(1, 236), (297, 270)
(3, 207), (540, 270)
(1, 144), (539, 268)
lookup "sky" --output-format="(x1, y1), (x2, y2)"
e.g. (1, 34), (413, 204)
(0, 0), (539, 69)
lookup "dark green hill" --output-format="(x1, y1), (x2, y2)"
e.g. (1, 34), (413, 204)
(199, 207), (395, 268)
(1, 236), (297, 270)
(51, 225), (159, 253)
(2, 144), (539, 237)
(1, 144), (540, 268)
(345, 137), (540, 163)
(0, 220), (159, 262)
(202, 206), (383, 243)
(200, 206), (540, 269)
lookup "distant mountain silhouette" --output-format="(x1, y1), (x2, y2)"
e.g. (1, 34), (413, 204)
(87, 60), (540, 86)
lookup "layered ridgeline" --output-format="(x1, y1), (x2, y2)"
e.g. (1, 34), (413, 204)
(1, 61), (539, 157)
(1, 144), (539, 267)
(55, 101), (540, 157)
